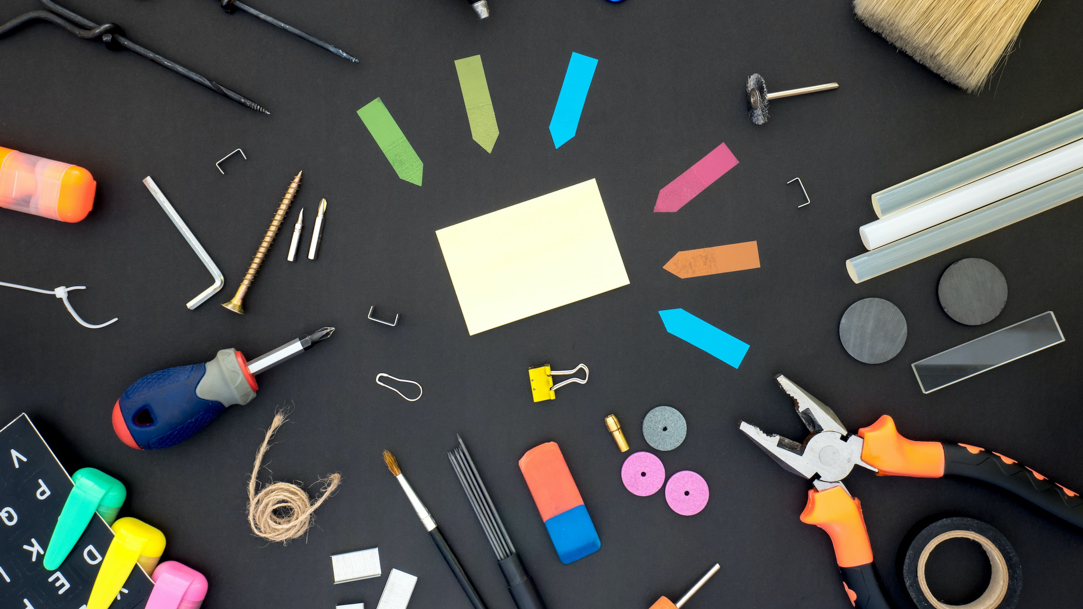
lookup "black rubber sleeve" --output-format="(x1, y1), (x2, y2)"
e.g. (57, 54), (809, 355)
(943, 443), (1083, 529)
(840, 563), (893, 609)
(430, 528), (488, 609)
(498, 553), (547, 609)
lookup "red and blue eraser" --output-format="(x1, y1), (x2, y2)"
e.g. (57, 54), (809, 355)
(519, 442), (600, 564)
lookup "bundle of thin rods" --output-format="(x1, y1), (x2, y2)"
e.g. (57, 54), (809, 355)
(448, 436), (515, 560)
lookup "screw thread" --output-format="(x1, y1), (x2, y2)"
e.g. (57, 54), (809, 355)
(223, 171), (302, 312)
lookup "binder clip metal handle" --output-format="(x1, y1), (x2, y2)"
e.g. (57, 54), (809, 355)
(528, 363), (588, 402)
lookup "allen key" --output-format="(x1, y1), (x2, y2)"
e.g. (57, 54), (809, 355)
(368, 306), (399, 327)
(788, 177), (811, 208)
(143, 177), (225, 310)
(216, 148), (247, 174)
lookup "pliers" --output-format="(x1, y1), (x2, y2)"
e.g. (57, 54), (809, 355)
(740, 375), (1083, 609)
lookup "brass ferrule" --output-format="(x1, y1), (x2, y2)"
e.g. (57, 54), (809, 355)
(605, 414), (630, 452)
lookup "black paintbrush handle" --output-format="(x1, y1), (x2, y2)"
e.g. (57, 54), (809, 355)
(430, 527), (488, 609)
(498, 553), (546, 609)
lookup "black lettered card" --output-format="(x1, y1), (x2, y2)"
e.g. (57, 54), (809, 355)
(0, 414), (152, 609)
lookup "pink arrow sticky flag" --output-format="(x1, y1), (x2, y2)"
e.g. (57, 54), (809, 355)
(654, 143), (739, 213)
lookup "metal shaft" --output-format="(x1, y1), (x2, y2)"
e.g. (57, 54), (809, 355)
(222, 171), (302, 314)
(675, 564), (720, 608)
(21, 0), (269, 114)
(143, 177), (225, 309)
(230, 0), (358, 63)
(766, 82), (839, 101)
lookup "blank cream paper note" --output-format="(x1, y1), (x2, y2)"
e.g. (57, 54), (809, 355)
(436, 179), (630, 335)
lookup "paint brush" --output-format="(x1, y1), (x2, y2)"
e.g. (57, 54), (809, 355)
(383, 450), (488, 609)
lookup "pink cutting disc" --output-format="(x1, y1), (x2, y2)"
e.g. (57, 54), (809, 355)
(621, 451), (665, 497)
(665, 470), (709, 516)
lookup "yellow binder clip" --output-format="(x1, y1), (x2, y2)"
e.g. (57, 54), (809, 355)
(528, 363), (589, 402)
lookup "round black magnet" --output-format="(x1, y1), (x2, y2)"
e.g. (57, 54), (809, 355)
(902, 516), (1021, 609)
(938, 258), (1007, 326)
(839, 297), (907, 364)
(642, 406), (686, 452)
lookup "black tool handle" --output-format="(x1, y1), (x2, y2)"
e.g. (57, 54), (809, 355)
(840, 564), (893, 609)
(498, 553), (546, 609)
(944, 443), (1083, 529)
(430, 528), (488, 609)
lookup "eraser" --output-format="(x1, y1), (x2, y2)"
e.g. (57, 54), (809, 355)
(332, 547), (381, 584)
(665, 471), (709, 516)
(621, 451), (665, 497)
(520, 442), (600, 564)
(519, 442), (585, 521)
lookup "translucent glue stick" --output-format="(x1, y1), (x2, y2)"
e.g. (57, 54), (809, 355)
(0, 146), (96, 222)
(88, 517), (167, 609)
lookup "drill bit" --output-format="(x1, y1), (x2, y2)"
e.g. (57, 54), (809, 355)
(223, 171), (303, 314)
(218, 0), (358, 63)
(308, 198), (326, 260)
(0, 0), (269, 115)
(287, 208), (303, 262)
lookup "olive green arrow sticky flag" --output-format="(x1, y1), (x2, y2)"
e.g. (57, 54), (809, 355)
(454, 55), (499, 153)
(357, 97), (424, 186)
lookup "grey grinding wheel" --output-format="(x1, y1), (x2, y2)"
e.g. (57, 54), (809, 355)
(642, 406), (687, 451)
(938, 258), (1007, 326)
(839, 297), (907, 364)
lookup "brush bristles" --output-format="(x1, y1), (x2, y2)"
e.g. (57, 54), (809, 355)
(383, 450), (401, 476)
(854, 0), (1043, 93)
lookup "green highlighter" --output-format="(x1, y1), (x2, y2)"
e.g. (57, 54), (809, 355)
(44, 468), (127, 571)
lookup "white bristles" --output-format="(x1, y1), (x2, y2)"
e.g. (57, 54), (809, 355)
(854, 0), (1043, 93)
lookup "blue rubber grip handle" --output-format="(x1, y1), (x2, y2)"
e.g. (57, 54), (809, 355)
(117, 363), (226, 450)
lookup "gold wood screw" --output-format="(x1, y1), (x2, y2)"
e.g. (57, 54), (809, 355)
(222, 171), (303, 314)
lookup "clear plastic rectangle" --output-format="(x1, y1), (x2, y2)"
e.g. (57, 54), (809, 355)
(912, 312), (1064, 394)
(873, 108), (1083, 218)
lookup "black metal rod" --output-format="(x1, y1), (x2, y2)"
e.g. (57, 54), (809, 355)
(0, 0), (269, 114)
(230, 0), (357, 63)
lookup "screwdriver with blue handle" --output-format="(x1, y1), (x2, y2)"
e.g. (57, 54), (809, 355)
(112, 327), (334, 450)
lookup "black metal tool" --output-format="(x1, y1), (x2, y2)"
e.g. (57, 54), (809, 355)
(218, 0), (357, 63)
(0, 0), (269, 114)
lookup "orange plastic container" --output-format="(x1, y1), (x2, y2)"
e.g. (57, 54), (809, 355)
(0, 146), (96, 222)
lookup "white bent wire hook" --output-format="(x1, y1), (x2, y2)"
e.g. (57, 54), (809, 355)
(376, 373), (423, 402)
(0, 281), (118, 329)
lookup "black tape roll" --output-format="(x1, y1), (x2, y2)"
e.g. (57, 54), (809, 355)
(903, 517), (1022, 609)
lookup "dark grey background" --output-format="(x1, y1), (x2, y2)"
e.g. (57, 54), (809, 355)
(2, 0), (1083, 607)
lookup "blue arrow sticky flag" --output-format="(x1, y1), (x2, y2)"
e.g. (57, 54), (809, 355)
(659, 308), (749, 368)
(549, 53), (598, 148)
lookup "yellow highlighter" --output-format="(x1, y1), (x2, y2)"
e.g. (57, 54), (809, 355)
(88, 517), (167, 609)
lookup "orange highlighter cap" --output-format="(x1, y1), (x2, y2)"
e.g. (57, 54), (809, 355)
(0, 146), (96, 222)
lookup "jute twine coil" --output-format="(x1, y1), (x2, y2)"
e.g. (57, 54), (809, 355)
(247, 411), (341, 543)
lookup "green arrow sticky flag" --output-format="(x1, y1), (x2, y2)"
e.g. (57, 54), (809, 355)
(454, 55), (499, 153)
(357, 98), (424, 186)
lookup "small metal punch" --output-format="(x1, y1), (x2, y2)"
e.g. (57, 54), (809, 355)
(788, 177), (811, 208)
(216, 149), (247, 175)
(368, 306), (399, 327)
(143, 177), (225, 310)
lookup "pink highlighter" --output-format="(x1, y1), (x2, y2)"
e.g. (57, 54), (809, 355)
(148, 561), (208, 609)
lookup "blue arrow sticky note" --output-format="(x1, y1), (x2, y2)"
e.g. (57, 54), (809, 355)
(659, 308), (749, 368)
(549, 53), (598, 148)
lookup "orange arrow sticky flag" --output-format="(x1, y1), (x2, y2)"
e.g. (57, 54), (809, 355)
(664, 241), (760, 278)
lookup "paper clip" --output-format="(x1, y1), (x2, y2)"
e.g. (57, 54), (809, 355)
(376, 373), (422, 402)
(368, 306), (399, 327)
(0, 281), (118, 329)
(528, 363), (588, 402)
